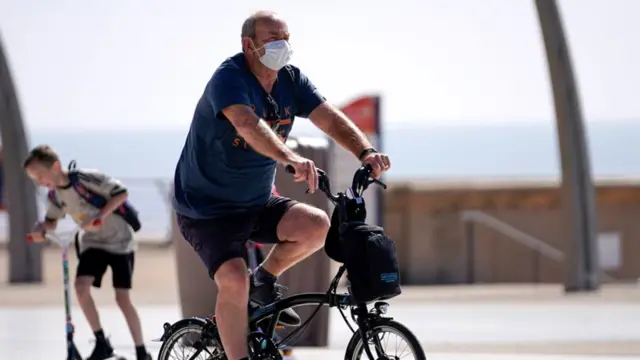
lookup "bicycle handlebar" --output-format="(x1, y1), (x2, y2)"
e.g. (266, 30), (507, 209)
(26, 218), (102, 246)
(284, 164), (386, 202)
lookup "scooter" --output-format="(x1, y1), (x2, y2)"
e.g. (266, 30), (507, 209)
(27, 219), (127, 360)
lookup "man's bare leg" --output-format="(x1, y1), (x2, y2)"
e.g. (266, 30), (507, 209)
(214, 258), (251, 360)
(260, 204), (329, 276)
(249, 203), (329, 327)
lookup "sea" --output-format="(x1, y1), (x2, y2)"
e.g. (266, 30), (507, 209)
(2, 120), (639, 242)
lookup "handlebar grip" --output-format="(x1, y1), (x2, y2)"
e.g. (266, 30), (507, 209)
(26, 230), (45, 243)
(285, 165), (296, 174)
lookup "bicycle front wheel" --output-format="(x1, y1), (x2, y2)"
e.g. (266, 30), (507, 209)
(344, 320), (426, 360)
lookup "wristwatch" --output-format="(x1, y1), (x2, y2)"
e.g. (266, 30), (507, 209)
(358, 147), (378, 161)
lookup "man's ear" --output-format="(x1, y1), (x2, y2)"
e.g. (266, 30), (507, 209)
(242, 37), (252, 53)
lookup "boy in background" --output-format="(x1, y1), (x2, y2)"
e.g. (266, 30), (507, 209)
(24, 145), (151, 360)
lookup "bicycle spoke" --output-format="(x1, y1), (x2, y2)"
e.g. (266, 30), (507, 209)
(353, 324), (422, 360)
(161, 325), (222, 360)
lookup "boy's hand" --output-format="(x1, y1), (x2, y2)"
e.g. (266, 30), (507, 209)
(97, 210), (110, 223)
(27, 222), (47, 242)
(80, 217), (102, 231)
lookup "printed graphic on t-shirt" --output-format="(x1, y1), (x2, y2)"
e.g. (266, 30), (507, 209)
(232, 106), (292, 149)
(72, 212), (92, 223)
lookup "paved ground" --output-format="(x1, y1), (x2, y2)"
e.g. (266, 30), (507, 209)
(1, 248), (639, 359)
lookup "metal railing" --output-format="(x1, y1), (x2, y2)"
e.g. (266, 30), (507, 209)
(461, 210), (614, 283)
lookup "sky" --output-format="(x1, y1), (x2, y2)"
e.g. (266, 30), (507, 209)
(1, 0), (639, 133)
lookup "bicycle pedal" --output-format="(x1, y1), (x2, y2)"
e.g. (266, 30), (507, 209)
(248, 332), (281, 359)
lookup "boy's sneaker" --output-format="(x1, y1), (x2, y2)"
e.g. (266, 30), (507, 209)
(86, 339), (115, 360)
(138, 353), (152, 360)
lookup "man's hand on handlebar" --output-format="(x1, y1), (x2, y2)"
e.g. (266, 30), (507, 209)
(361, 151), (391, 179)
(288, 156), (319, 193)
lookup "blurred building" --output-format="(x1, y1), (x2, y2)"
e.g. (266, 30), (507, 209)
(385, 178), (640, 285)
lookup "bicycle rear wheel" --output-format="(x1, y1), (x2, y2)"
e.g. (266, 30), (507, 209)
(344, 320), (426, 360)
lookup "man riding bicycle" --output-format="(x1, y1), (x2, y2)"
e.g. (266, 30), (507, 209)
(172, 10), (391, 360)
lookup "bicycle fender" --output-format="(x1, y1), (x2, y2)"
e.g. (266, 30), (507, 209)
(154, 317), (209, 342)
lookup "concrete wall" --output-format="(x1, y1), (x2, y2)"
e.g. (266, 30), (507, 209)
(384, 179), (640, 284)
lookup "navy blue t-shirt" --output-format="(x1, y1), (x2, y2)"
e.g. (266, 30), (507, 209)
(172, 53), (325, 219)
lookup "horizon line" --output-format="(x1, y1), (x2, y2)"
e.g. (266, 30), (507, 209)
(27, 117), (640, 133)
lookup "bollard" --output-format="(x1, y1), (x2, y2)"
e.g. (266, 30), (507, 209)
(172, 208), (218, 318)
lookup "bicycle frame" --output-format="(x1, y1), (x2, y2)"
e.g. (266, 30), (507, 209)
(248, 264), (392, 357)
(249, 268), (351, 332)
(158, 265), (390, 359)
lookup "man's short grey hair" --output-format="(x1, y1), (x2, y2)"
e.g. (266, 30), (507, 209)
(241, 11), (279, 38)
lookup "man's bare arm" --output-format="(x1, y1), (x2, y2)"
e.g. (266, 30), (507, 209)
(222, 105), (299, 164)
(309, 101), (373, 158)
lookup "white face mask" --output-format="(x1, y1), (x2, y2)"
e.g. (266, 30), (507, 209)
(254, 40), (293, 71)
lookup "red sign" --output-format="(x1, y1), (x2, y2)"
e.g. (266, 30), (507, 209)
(339, 96), (379, 135)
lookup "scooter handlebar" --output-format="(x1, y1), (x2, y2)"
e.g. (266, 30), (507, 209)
(25, 218), (102, 243)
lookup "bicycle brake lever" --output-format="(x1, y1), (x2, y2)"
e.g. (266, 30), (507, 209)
(286, 166), (328, 195)
(373, 178), (387, 190)
(305, 175), (329, 195)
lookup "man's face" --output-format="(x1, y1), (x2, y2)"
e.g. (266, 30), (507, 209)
(25, 161), (61, 189)
(246, 18), (290, 58)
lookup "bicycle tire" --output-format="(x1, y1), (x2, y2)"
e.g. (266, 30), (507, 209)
(344, 320), (426, 360)
(157, 323), (225, 360)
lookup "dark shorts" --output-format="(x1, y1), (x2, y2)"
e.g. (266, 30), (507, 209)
(76, 248), (135, 289)
(246, 241), (266, 269)
(177, 195), (298, 277)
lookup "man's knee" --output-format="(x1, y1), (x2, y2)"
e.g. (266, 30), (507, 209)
(278, 204), (329, 249)
(214, 258), (250, 300)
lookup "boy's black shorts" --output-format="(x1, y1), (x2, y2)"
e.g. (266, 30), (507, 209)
(76, 248), (135, 289)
